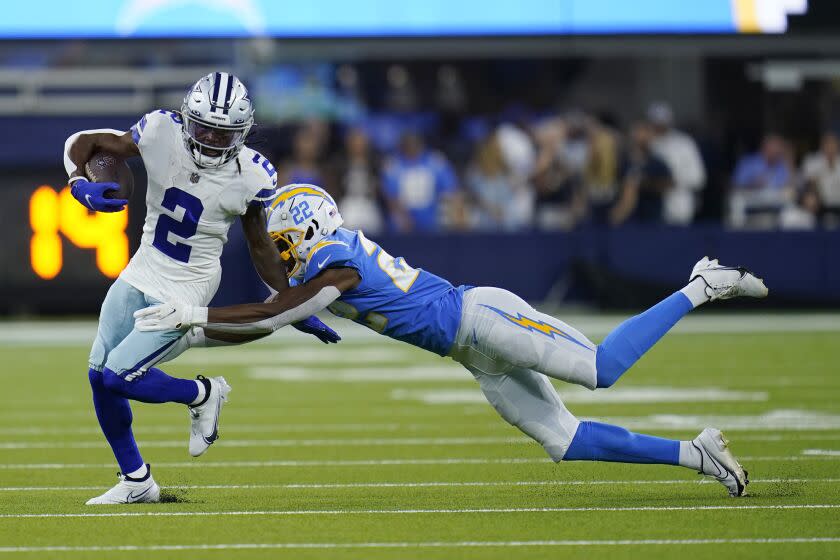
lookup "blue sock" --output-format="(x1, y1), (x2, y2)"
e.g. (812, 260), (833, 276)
(595, 292), (693, 388)
(564, 421), (679, 464)
(89, 368), (144, 474)
(102, 367), (198, 405)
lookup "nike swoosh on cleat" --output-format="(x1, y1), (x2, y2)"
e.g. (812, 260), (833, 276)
(126, 486), (152, 502)
(202, 395), (221, 445)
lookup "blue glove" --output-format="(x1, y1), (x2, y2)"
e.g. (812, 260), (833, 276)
(70, 178), (128, 213)
(293, 315), (341, 344)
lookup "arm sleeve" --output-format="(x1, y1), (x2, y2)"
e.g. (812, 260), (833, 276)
(201, 286), (342, 335)
(63, 128), (125, 177)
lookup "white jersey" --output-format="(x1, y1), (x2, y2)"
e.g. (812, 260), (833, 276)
(120, 109), (277, 306)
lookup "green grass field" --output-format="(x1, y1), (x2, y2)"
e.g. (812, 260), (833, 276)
(0, 314), (838, 559)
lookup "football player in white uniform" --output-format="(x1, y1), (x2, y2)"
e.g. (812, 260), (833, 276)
(63, 73), (339, 505)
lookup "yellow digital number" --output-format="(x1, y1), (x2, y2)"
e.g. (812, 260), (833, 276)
(29, 185), (129, 280)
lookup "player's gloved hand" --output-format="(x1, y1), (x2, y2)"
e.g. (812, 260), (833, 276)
(134, 302), (208, 332)
(293, 315), (341, 344)
(69, 177), (128, 213)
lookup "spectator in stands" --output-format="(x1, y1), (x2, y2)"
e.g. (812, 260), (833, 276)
(729, 133), (793, 228)
(381, 131), (464, 232)
(732, 133), (792, 193)
(780, 188), (821, 230)
(647, 102), (706, 225)
(531, 117), (587, 230)
(801, 131), (840, 222)
(328, 127), (385, 233)
(609, 121), (673, 226)
(281, 125), (326, 186)
(581, 116), (620, 225)
(466, 132), (534, 231)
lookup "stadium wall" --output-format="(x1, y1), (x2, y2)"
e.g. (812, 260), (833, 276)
(213, 227), (840, 310)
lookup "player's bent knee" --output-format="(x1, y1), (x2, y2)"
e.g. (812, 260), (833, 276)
(102, 368), (129, 395)
(88, 368), (103, 387)
(594, 345), (623, 389)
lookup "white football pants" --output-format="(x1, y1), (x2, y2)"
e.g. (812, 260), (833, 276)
(449, 287), (598, 461)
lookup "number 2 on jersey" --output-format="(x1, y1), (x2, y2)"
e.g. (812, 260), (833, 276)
(152, 187), (204, 263)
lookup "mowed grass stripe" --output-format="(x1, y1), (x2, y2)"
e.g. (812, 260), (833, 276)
(2, 504), (838, 519)
(2, 478), (839, 492)
(2, 537), (839, 552)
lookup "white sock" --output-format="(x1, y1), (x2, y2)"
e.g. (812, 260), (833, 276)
(680, 278), (709, 308)
(126, 464), (148, 479)
(678, 440), (703, 471)
(190, 380), (206, 406)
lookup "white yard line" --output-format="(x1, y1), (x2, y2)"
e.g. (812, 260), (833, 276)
(1, 433), (838, 450)
(250, 366), (466, 382)
(391, 387), (768, 403)
(1, 454), (837, 471)
(0, 436), (527, 450)
(2, 478), (838, 493)
(802, 449), (840, 456)
(0, 424), (837, 438)
(1, 538), (838, 552)
(0, 423), (410, 436)
(1, 504), (837, 520)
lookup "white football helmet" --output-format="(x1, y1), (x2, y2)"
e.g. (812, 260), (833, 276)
(267, 184), (344, 280)
(181, 72), (254, 168)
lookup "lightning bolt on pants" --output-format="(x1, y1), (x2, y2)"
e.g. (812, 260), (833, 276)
(451, 287), (686, 465)
(450, 287), (598, 389)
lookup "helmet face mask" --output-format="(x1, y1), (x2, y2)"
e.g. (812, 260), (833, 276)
(181, 72), (254, 169)
(270, 227), (307, 279)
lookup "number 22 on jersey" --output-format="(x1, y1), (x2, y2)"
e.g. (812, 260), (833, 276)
(152, 187), (204, 263)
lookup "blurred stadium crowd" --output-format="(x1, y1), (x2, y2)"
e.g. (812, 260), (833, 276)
(256, 95), (840, 234)
(3, 40), (840, 235)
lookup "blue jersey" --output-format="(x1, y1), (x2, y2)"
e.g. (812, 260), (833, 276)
(302, 228), (468, 356)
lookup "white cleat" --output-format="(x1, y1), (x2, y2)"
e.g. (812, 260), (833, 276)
(691, 428), (749, 497)
(689, 256), (768, 302)
(85, 465), (160, 505)
(189, 375), (231, 457)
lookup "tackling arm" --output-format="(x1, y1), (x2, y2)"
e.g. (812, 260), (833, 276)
(134, 267), (361, 335)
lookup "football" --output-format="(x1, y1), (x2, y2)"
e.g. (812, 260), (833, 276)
(84, 151), (134, 200)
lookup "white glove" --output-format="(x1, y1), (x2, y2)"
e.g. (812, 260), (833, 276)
(133, 302), (208, 332)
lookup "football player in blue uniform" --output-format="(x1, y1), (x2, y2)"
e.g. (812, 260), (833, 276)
(136, 184), (768, 497)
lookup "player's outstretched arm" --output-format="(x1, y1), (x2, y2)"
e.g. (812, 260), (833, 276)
(134, 267), (360, 335)
(241, 204), (289, 294)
